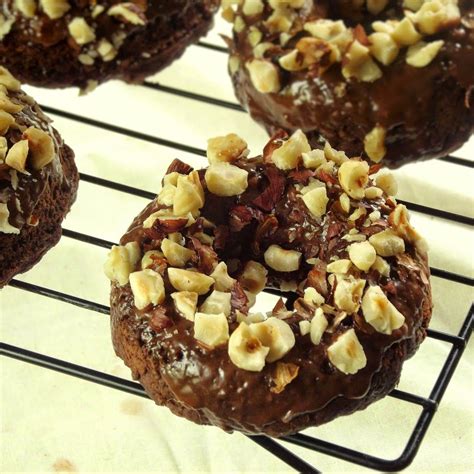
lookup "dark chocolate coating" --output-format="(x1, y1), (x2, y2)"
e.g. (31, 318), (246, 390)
(0, 88), (79, 287)
(0, 1), (219, 89)
(110, 153), (432, 436)
(229, 0), (474, 167)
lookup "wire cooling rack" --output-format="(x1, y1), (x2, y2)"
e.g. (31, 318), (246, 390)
(1, 36), (473, 473)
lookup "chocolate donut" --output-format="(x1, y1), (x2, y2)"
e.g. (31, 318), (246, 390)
(106, 130), (432, 436)
(0, 67), (78, 287)
(226, 0), (473, 167)
(0, 0), (219, 91)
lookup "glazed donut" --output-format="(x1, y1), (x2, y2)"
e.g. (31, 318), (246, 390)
(225, 0), (474, 167)
(0, 0), (219, 91)
(0, 67), (78, 287)
(105, 129), (432, 436)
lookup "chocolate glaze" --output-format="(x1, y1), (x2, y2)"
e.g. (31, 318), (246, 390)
(0, 0), (219, 89)
(111, 152), (432, 435)
(230, 0), (474, 167)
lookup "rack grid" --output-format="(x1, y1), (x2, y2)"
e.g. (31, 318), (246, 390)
(1, 40), (473, 473)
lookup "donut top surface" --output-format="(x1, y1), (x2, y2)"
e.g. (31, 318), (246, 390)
(0, 66), (67, 234)
(105, 130), (431, 432)
(227, 0), (474, 164)
(0, 1), (207, 89)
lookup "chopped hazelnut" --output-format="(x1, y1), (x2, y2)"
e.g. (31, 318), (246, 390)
(0, 67), (21, 91)
(304, 287), (325, 306)
(194, 312), (229, 348)
(372, 256), (391, 277)
(271, 129), (311, 170)
(207, 133), (248, 164)
(369, 32), (399, 65)
(302, 149), (326, 169)
(0, 87), (23, 113)
(362, 285), (405, 334)
(171, 291), (198, 321)
(246, 59), (281, 93)
(0, 110), (15, 135)
(242, 0), (264, 16)
(0, 203), (20, 234)
(271, 362), (300, 394)
(161, 238), (194, 268)
(339, 193), (351, 213)
(174, 171), (205, 216)
(327, 329), (367, 375)
(302, 187), (329, 219)
(239, 260), (268, 294)
(338, 160), (370, 200)
(210, 262), (236, 292)
(324, 142), (349, 165)
(348, 241), (377, 272)
(299, 320), (311, 336)
(40, 0), (70, 20)
(326, 259), (352, 274)
(205, 162), (248, 197)
(310, 307), (328, 345)
(141, 250), (164, 270)
(200, 290), (232, 317)
(369, 229), (405, 256)
(250, 317), (295, 362)
(264, 245), (302, 272)
(5, 139), (29, 173)
(168, 268), (214, 295)
(412, 1), (460, 35)
(228, 322), (270, 372)
(248, 26), (263, 47)
(376, 173), (398, 196)
(365, 186), (383, 199)
(333, 276), (366, 313)
(104, 242), (141, 286)
(0, 137), (7, 160)
(391, 17), (422, 46)
(364, 125), (387, 163)
(15, 0), (37, 18)
(406, 40), (444, 67)
(68, 17), (96, 45)
(342, 40), (382, 83)
(129, 269), (165, 310)
(23, 127), (55, 170)
(108, 3), (146, 25)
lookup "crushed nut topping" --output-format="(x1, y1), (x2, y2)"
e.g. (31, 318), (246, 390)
(194, 312), (230, 348)
(362, 285), (405, 334)
(271, 362), (300, 394)
(327, 329), (367, 375)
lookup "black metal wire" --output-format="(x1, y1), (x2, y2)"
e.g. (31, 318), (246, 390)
(2, 37), (473, 473)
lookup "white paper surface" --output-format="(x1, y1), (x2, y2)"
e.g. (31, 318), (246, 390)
(1, 17), (473, 474)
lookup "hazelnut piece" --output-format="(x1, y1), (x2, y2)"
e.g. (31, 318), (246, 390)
(171, 291), (198, 321)
(327, 329), (367, 375)
(207, 133), (248, 164)
(348, 241), (377, 271)
(5, 139), (29, 173)
(246, 59), (281, 93)
(200, 290), (232, 317)
(264, 245), (302, 272)
(228, 322), (270, 372)
(338, 160), (369, 199)
(369, 229), (405, 256)
(104, 242), (141, 286)
(210, 262), (236, 292)
(129, 269), (165, 310)
(302, 187), (329, 219)
(271, 129), (311, 170)
(23, 127), (55, 170)
(205, 162), (248, 196)
(161, 238), (194, 268)
(239, 260), (268, 294)
(362, 285), (405, 334)
(194, 312), (229, 348)
(333, 276), (366, 313)
(168, 268), (214, 295)
(310, 307), (328, 345)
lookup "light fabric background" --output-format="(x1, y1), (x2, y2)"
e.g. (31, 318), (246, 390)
(1, 16), (473, 474)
